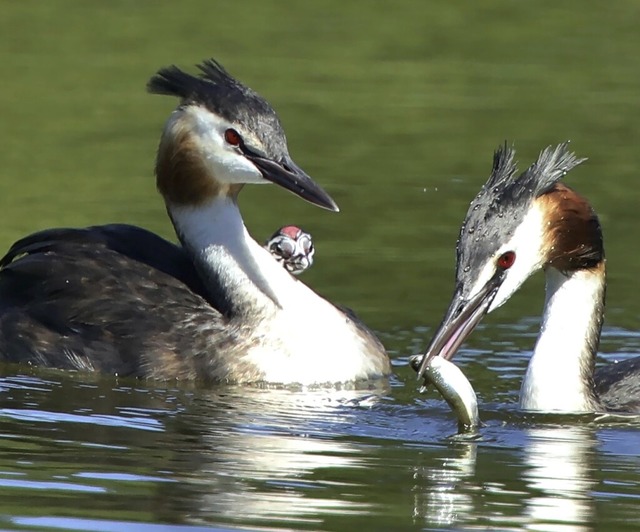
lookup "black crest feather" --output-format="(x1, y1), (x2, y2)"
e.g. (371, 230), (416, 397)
(456, 142), (587, 280)
(147, 59), (243, 100)
(147, 58), (273, 122)
(474, 142), (586, 214)
(147, 58), (287, 157)
(520, 142), (587, 196)
(485, 142), (518, 192)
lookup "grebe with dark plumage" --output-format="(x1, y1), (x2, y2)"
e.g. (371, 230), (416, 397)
(416, 143), (640, 414)
(0, 59), (390, 385)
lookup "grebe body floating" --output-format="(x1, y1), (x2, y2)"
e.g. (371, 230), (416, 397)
(0, 59), (390, 385)
(417, 143), (640, 414)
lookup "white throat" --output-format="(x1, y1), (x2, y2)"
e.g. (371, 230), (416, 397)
(520, 267), (604, 413)
(169, 197), (301, 314)
(166, 197), (389, 384)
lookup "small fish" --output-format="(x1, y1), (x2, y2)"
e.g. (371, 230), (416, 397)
(412, 355), (479, 433)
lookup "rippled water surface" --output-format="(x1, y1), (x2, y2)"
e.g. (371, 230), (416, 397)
(1, 1), (640, 530)
(1, 352), (639, 531)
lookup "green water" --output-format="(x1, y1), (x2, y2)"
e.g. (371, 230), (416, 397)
(0, 2), (639, 531)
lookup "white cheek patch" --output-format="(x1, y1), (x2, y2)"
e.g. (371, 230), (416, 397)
(467, 261), (498, 301)
(463, 203), (548, 313)
(176, 106), (265, 185)
(489, 202), (547, 311)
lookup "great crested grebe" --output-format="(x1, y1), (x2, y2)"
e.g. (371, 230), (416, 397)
(265, 225), (314, 276)
(416, 143), (640, 414)
(0, 59), (390, 385)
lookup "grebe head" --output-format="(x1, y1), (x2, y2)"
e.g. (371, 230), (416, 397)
(148, 58), (338, 211)
(265, 225), (314, 276)
(417, 143), (599, 377)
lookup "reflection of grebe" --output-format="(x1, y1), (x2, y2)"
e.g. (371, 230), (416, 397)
(417, 143), (640, 413)
(523, 426), (595, 530)
(0, 59), (390, 385)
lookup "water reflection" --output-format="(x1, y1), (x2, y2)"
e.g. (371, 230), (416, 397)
(409, 419), (600, 530)
(0, 373), (477, 529)
(0, 371), (636, 531)
(411, 442), (478, 527)
(522, 425), (596, 531)
(155, 384), (391, 527)
(196, 434), (372, 523)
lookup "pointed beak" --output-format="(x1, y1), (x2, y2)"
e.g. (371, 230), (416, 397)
(246, 155), (339, 212)
(415, 269), (505, 380)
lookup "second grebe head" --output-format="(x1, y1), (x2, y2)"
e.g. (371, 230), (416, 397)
(147, 58), (338, 211)
(265, 225), (315, 276)
(417, 143), (599, 377)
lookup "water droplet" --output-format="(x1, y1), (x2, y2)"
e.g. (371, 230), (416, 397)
(463, 266), (470, 273)
(473, 204), (480, 211)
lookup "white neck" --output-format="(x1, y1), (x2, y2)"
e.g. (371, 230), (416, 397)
(166, 197), (390, 384)
(520, 266), (604, 413)
(169, 197), (306, 316)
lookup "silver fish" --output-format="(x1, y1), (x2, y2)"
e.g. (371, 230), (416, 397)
(413, 355), (479, 433)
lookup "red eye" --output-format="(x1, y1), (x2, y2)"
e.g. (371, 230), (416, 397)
(497, 251), (516, 270)
(224, 128), (241, 146)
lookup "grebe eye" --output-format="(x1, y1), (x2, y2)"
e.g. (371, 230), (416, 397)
(497, 251), (516, 270)
(224, 128), (242, 146)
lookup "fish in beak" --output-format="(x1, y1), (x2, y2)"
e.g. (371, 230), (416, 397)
(416, 268), (506, 379)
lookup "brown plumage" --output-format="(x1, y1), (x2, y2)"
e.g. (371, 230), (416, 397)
(539, 183), (604, 272)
